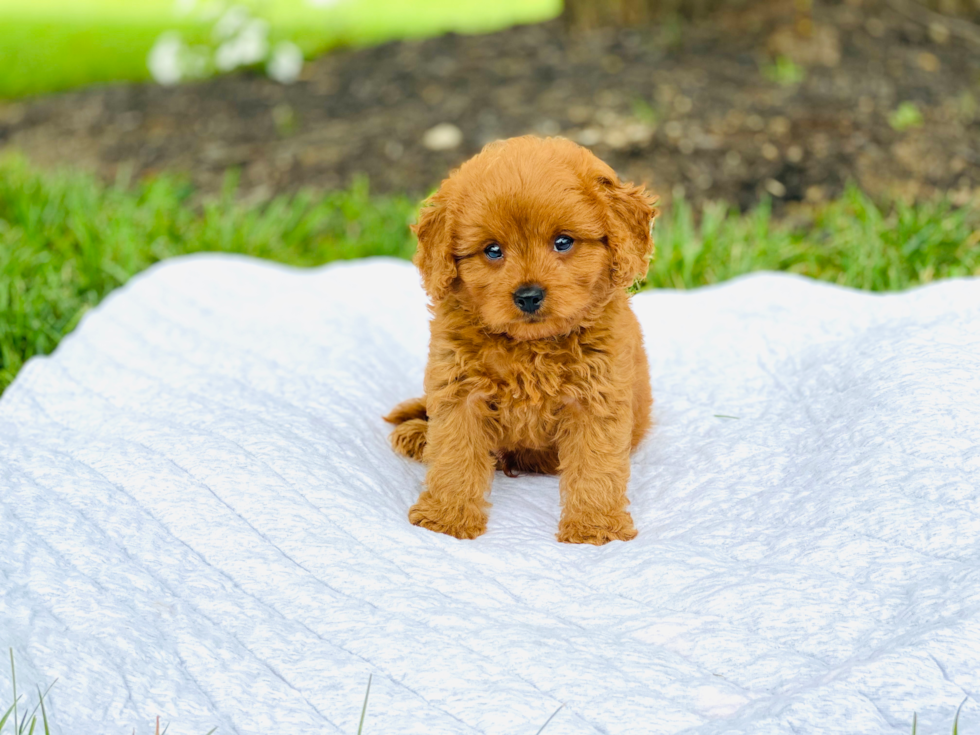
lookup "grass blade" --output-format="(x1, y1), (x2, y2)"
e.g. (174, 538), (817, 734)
(21, 681), (56, 734)
(952, 696), (968, 735)
(9, 649), (17, 735)
(0, 704), (16, 733)
(911, 711), (917, 735)
(36, 687), (49, 735)
(535, 703), (565, 735)
(357, 674), (372, 735)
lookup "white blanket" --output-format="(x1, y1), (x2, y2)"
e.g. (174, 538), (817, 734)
(1, 255), (978, 735)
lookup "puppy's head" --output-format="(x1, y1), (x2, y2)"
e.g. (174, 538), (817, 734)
(413, 136), (656, 341)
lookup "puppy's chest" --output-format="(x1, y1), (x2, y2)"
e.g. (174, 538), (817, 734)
(482, 349), (570, 405)
(475, 342), (605, 437)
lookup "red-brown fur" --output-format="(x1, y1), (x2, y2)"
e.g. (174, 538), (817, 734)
(384, 136), (657, 545)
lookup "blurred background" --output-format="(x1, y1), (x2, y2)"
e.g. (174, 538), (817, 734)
(1, 0), (979, 393)
(2, 0), (978, 208)
(1, 5), (979, 731)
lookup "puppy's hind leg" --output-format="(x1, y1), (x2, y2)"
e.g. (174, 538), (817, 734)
(384, 397), (428, 462)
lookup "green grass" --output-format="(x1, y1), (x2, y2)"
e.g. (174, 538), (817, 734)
(0, 647), (971, 734)
(762, 55), (806, 87)
(0, 652), (551, 734)
(3, 649), (214, 735)
(1, 157), (979, 395)
(0, 0), (560, 99)
(0, 158), (418, 391)
(3, 649), (54, 735)
(0, 17), (209, 100)
(358, 675), (372, 735)
(889, 101), (926, 132)
(646, 192), (980, 292)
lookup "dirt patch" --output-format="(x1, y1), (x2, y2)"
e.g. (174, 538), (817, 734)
(1, 0), (978, 209)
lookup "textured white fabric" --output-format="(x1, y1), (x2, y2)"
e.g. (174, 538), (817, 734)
(1, 255), (978, 735)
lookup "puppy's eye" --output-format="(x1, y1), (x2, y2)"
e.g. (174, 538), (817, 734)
(554, 235), (574, 252)
(484, 243), (504, 260)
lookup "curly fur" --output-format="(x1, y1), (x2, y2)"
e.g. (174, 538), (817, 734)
(384, 136), (657, 545)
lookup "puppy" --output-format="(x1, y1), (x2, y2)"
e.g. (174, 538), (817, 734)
(385, 136), (656, 545)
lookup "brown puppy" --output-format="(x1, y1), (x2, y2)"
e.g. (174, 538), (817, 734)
(384, 136), (656, 545)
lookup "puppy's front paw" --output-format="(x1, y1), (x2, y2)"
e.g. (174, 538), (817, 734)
(557, 511), (637, 545)
(409, 493), (488, 540)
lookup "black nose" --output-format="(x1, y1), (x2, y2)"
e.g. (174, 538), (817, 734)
(513, 284), (545, 314)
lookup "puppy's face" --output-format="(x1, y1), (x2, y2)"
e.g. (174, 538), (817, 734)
(453, 174), (615, 341)
(414, 136), (656, 341)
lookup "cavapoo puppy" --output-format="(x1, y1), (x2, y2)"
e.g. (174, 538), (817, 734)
(385, 135), (656, 545)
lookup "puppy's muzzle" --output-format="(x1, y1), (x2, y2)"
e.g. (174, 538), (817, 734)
(513, 284), (546, 314)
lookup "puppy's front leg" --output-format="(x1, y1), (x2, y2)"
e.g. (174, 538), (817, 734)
(409, 398), (494, 539)
(556, 402), (638, 545)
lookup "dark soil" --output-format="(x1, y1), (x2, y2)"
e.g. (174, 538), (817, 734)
(2, 0), (979, 210)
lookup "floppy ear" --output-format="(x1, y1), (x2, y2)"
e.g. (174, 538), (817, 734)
(600, 177), (658, 289)
(411, 194), (457, 302)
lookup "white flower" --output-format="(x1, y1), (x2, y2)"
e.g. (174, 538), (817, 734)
(212, 5), (250, 42)
(267, 41), (304, 84)
(148, 32), (186, 85)
(215, 18), (269, 71)
(237, 18), (270, 64)
(152, 1), (306, 85)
